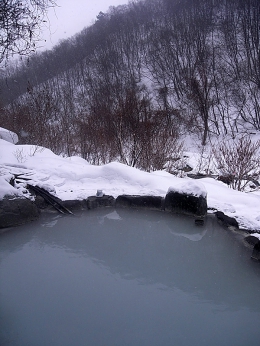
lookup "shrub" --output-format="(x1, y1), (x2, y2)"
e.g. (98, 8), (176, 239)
(212, 135), (260, 191)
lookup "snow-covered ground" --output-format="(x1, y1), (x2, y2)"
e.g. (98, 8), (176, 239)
(1, 135), (260, 232)
(0, 127), (18, 144)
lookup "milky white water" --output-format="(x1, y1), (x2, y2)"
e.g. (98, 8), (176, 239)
(1, 208), (260, 346)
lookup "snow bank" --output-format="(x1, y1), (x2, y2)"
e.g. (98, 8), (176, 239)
(168, 180), (207, 198)
(0, 127), (18, 144)
(251, 233), (260, 240)
(0, 176), (22, 199)
(1, 137), (260, 231)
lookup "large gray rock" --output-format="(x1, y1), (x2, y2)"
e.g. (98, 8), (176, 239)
(87, 195), (115, 210)
(244, 234), (260, 261)
(116, 195), (163, 209)
(251, 241), (260, 261)
(244, 235), (260, 246)
(215, 211), (239, 229)
(62, 199), (88, 211)
(164, 181), (207, 217)
(0, 196), (40, 228)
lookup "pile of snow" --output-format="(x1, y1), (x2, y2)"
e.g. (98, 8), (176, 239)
(251, 233), (260, 240)
(0, 127), (18, 144)
(1, 138), (260, 231)
(0, 175), (22, 198)
(168, 181), (207, 198)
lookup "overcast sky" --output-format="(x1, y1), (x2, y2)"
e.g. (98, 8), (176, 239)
(40, 0), (129, 50)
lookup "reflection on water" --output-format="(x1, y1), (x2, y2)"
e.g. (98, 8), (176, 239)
(1, 208), (260, 346)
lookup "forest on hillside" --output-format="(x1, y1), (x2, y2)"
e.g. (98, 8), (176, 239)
(0, 0), (259, 172)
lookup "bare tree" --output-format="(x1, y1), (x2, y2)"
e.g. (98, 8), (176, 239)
(0, 0), (56, 63)
(213, 135), (260, 191)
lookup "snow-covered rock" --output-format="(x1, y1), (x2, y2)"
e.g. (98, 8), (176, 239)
(0, 196), (40, 228)
(165, 181), (207, 217)
(168, 180), (207, 198)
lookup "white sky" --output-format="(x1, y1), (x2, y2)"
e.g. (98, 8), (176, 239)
(40, 0), (129, 50)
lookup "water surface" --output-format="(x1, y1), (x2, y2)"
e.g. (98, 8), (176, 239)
(1, 208), (260, 346)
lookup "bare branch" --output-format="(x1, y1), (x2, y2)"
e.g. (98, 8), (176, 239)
(0, 0), (56, 63)
(213, 135), (260, 191)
